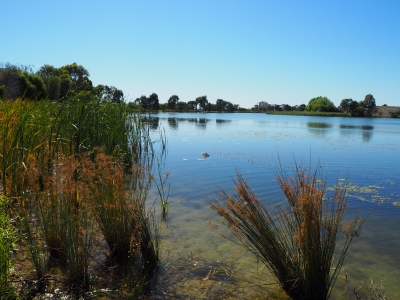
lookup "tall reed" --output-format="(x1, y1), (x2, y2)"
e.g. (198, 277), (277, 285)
(89, 149), (160, 279)
(0, 97), (164, 296)
(0, 195), (17, 298)
(211, 164), (364, 300)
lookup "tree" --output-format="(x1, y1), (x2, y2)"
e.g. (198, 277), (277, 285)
(363, 94), (376, 117)
(95, 85), (124, 103)
(297, 104), (306, 111)
(136, 95), (149, 110)
(167, 95), (179, 110)
(149, 93), (159, 111)
(196, 96), (208, 111)
(36, 64), (61, 79)
(340, 99), (352, 114)
(0, 85), (5, 99)
(37, 64), (63, 100)
(187, 100), (198, 111)
(216, 99), (225, 111)
(60, 63), (92, 93)
(306, 96), (336, 112)
(59, 73), (71, 99)
(176, 101), (187, 112)
(46, 76), (61, 100)
(0, 63), (21, 99)
(18, 72), (46, 100)
(216, 99), (235, 112)
(349, 100), (360, 116)
(283, 104), (292, 111)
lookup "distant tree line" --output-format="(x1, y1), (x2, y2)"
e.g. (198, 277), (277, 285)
(0, 62), (124, 103)
(134, 94), (241, 112)
(1, 62), (379, 117)
(263, 95), (377, 117)
(339, 95), (377, 117)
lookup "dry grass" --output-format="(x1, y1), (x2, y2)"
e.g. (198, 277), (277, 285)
(375, 106), (400, 118)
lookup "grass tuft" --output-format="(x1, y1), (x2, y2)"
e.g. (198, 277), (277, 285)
(211, 163), (364, 300)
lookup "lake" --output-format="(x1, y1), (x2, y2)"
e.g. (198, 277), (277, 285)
(148, 112), (400, 299)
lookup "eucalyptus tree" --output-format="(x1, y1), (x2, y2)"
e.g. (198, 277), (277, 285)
(196, 95), (208, 111)
(176, 101), (188, 112)
(148, 93), (159, 111)
(94, 85), (124, 103)
(167, 95), (179, 109)
(187, 100), (198, 111)
(363, 94), (376, 117)
(340, 99), (352, 114)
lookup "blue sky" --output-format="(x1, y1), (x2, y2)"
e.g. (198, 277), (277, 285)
(1, 0), (399, 108)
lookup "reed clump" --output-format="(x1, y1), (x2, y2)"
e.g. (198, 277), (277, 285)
(211, 164), (364, 300)
(0, 97), (164, 297)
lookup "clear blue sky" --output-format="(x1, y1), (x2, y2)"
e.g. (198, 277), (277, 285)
(1, 0), (399, 108)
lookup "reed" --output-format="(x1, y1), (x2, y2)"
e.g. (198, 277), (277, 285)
(90, 150), (135, 257)
(90, 149), (160, 278)
(0, 97), (164, 297)
(154, 164), (170, 220)
(211, 164), (364, 300)
(0, 195), (17, 298)
(20, 211), (48, 282)
(23, 151), (93, 288)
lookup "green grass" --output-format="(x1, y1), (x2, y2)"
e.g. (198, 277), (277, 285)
(0, 195), (17, 298)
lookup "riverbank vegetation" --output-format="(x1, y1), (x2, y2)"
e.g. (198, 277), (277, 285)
(0, 62), (392, 298)
(0, 91), (166, 298)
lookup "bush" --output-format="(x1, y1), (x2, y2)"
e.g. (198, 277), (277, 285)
(389, 110), (400, 118)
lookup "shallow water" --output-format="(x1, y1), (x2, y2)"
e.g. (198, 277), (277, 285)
(148, 113), (400, 298)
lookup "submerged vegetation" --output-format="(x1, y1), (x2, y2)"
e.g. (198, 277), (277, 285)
(211, 165), (365, 300)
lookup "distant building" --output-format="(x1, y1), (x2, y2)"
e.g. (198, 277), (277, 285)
(259, 101), (268, 108)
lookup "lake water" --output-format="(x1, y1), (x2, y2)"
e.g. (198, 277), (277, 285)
(148, 112), (400, 299)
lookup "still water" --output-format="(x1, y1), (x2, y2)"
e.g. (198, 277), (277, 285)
(148, 113), (400, 299)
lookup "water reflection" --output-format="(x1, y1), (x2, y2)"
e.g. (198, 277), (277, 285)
(307, 122), (332, 138)
(195, 118), (208, 129)
(167, 118), (178, 130)
(340, 125), (374, 130)
(147, 117), (159, 130)
(339, 124), (374, 142)
(216, 119), (232, 127)
(307, 122), (333, 128)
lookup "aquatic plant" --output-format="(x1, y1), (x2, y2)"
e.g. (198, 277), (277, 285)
(0, 195), (17, 298)
(211, 164), (364, 300)
(154, 164), (170, 220)
(0, 97), (164, 297)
